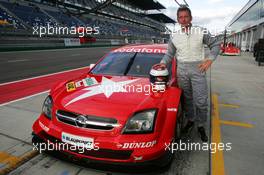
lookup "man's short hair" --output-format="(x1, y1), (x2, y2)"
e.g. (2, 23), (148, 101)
(177, 6), (192, 17)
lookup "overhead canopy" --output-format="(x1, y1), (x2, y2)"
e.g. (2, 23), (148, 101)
(126, 0), (165, 10)
(147, 13), (176, 23)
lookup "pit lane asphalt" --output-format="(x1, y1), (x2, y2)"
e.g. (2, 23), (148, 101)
(0, 47), (114, 84)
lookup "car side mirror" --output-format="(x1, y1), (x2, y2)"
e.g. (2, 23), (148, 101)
(90, 64), (95, 69)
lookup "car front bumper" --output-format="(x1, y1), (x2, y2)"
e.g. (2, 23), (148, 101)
(32, 114), (173, 165)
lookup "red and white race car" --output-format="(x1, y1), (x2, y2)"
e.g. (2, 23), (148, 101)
(221, 42), (241, 56)
(32, 44), (183, 167)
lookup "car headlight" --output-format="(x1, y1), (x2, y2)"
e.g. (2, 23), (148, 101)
(42, 95), (53, 119)
(123, 109), (157, 134)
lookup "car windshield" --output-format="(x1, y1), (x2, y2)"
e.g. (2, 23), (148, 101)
(91, 52), (171, 77)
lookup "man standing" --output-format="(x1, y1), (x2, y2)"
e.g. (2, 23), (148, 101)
(160, 6), (220, 142)
(253, 41), (259, 58)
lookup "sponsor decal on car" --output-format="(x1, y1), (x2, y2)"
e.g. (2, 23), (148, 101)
(39, 121), (49, 132)
(167, 108), (178, 112)
(82, 77), (98, 87)
(66, 81), (76, 92)
(113, 47), (167, 54)
(66, 77), (98, 92)
(116, 140), (157, 149)
(61, 132), (96, 149)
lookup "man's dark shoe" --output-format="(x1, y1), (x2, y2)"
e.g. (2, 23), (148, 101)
(198, 127), (208, 142)
(182, 120), (194, 134)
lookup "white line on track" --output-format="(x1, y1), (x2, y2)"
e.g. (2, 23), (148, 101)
(0, 90), (49, 107)
(0, 66), (89, 86)
(70, 54), (81, 57)
(0, 46), (113, 54)
(7, 59), (29, 63)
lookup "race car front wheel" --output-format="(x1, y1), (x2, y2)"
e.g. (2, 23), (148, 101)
(175, 103), (183, 141)
(158, 103), (184, 168)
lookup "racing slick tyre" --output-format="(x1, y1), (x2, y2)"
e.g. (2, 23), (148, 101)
(32, 132), (51, 154)
(157, 102), (184, 168)
(32, 132), (43, 145)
